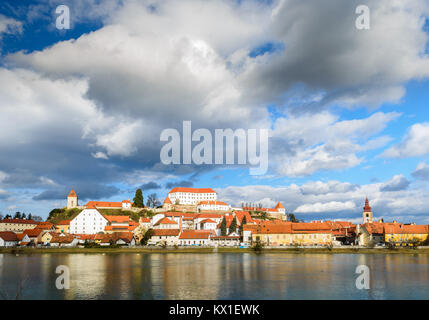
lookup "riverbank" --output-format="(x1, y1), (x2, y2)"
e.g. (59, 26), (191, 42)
(2, 246), (429, 254)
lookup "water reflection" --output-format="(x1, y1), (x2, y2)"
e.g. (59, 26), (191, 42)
(0, 253), (428, 300)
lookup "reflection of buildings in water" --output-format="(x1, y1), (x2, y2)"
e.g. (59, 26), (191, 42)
(149, 254), (223, 299)
(63, 254), (107, 299)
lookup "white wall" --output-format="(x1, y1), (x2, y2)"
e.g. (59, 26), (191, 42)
(70, 208), (108, 234)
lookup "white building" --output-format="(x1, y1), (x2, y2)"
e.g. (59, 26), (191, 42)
(167, 187), (217, 205)
(0, 232), (18, 247)
(197, 200), (231, 212)
(178, 230), (212, 246)
(70, 207), (108, 235)
(195, 218), (217, 231)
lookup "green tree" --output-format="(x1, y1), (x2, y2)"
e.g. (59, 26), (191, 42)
(141, 229), (153, 246)
(288, 213), (298, 222)
(133, 189), (144, 208)
(14, 212), (21, 219)
(220, 217), (227, 236)
(28, 213), (32, 220)
(238, 216), (247, 235)
(229, 217), (237, 235)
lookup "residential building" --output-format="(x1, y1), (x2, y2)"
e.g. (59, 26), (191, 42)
(56, 220), (71, 234)
(357, 222), (384, 246)
(210, 233), (241, 247)
(148, 229), (180, 246)
(0, 218), (38, 232)
(152, 217), (179, 229)
(179, 230), (213, 246)
(197, 200), (231, 212)
(85, 200), (133, 209)
(0, 231), (19, 247)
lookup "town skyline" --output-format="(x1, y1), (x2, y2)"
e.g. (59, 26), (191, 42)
(1, 1), (429, 224)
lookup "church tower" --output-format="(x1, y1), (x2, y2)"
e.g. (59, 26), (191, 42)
(362, 197), (373, 224)
(67, 190), (78, 209)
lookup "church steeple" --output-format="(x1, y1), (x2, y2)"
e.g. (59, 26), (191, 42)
(362, 197), (373, 223)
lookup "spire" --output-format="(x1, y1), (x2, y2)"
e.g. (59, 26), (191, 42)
(68, 190), (77, 198)
(363, 197), (371, 212)
(274, 202), (285, 209)
(164, 196), (172, 204)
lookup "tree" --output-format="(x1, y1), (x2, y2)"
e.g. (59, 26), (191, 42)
(133, 189), (144, 208)
(14, 212), (21, 219)
(32, 215), (43, 222)
(5, 214), (11, 219)
(260, 211), (268, 221)
(238, 215), (247, 235)
(220, 217), (227, 236)
(28, 213), (32, 220)
(288, 213), (298, 223)
(229, 217), (237, 235)
(21, 213), (26, 219)
(146, 193), (159, 208)
(141, 229), (153, 246)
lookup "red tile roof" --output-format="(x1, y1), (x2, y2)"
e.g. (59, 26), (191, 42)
(179, 230), (212, 239)
(151, 229), (180, 236)
(153, 217), (177, 226)
(274, 202), (285, 209)
(104, 215), (130, 223)
(198, 200), (229, 206)
(0, 218), (38, 225)
(86, 201), (123, 208)
(163, 196), (172, 204)
(23, 228), (43, 237)
(68, 190), (77, 197)
(56, 220), (71, 226)
(0, 231), (18, 241)
(169, 187), (216, 194)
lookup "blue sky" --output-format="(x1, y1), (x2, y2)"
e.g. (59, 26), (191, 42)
(1, 0), (429, 223)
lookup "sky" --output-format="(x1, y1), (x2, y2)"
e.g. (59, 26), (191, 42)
(0, 0), (429, 223)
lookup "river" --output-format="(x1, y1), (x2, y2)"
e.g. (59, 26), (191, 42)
(0, 253), (428, 299)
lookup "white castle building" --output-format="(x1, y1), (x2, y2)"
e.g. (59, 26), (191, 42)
(166, 187), (217, 205)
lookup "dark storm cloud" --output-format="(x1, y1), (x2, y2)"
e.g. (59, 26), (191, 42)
(33, 183), (120, 201)
(139, 181), (162, 191)
(165, 180), (194, 189)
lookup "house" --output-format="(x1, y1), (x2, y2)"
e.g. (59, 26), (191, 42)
(85, 200), (133, 209)
(152, 217), (179, 229)
(50, 234), (78, 247)
(210, 233), (241, 247)
(357, 222), (385, 246)
(35, 221), (56, 232)
(291, 222), (332, 246)
(16, 233), (31, 246)
(384, 223), (429, 246)
(23, 228), (44, 245)
(139, 217), (151, 229)
(241, 202), (287, 220)
(249, 221), (333, 246)
(0, 218), (38, 232)
(95, 232), (135, 246)
(0, 231), (19, 247)
(70, 206), (109, 234)
(179, 230), (213, 246)
(148, 229), (180, 246)
(197, 200), (231, 212)
(104, 215), (138, 233)
(326, 221), (356, 245)
(38, 231), (57, 246)
(56, 220), (71, 234)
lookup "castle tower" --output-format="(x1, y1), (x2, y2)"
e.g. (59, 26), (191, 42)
(67, 190), (78, 209)
(362, 197), (373, 224)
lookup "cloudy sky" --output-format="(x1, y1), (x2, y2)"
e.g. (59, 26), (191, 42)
(1, 0), (429, 223)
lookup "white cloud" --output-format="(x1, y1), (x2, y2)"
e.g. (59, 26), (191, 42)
(412, 162), (429, 180)
(295, 201), (356, 213)
(380, 174), (410, 192)
(0, 14), (22, 40)
(382, 123), (429, 158)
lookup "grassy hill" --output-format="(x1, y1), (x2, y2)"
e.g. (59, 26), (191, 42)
(48, 207), (155, 223)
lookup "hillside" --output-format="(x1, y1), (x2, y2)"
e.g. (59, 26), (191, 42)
(47, 207), (155, 223)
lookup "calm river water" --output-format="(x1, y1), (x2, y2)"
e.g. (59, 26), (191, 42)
(0, 253), (428, 299)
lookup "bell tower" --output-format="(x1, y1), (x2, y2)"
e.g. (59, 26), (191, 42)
(362, 197), (373, 224)
(67, 190), (78, 209)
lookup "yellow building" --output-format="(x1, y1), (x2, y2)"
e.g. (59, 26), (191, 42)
(0, 218), (38, 232)
(250, 221), (332, 246)
(384, 223), (429, 246)
(38, 231), (56, 245)
(55, 220), (71, 234)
